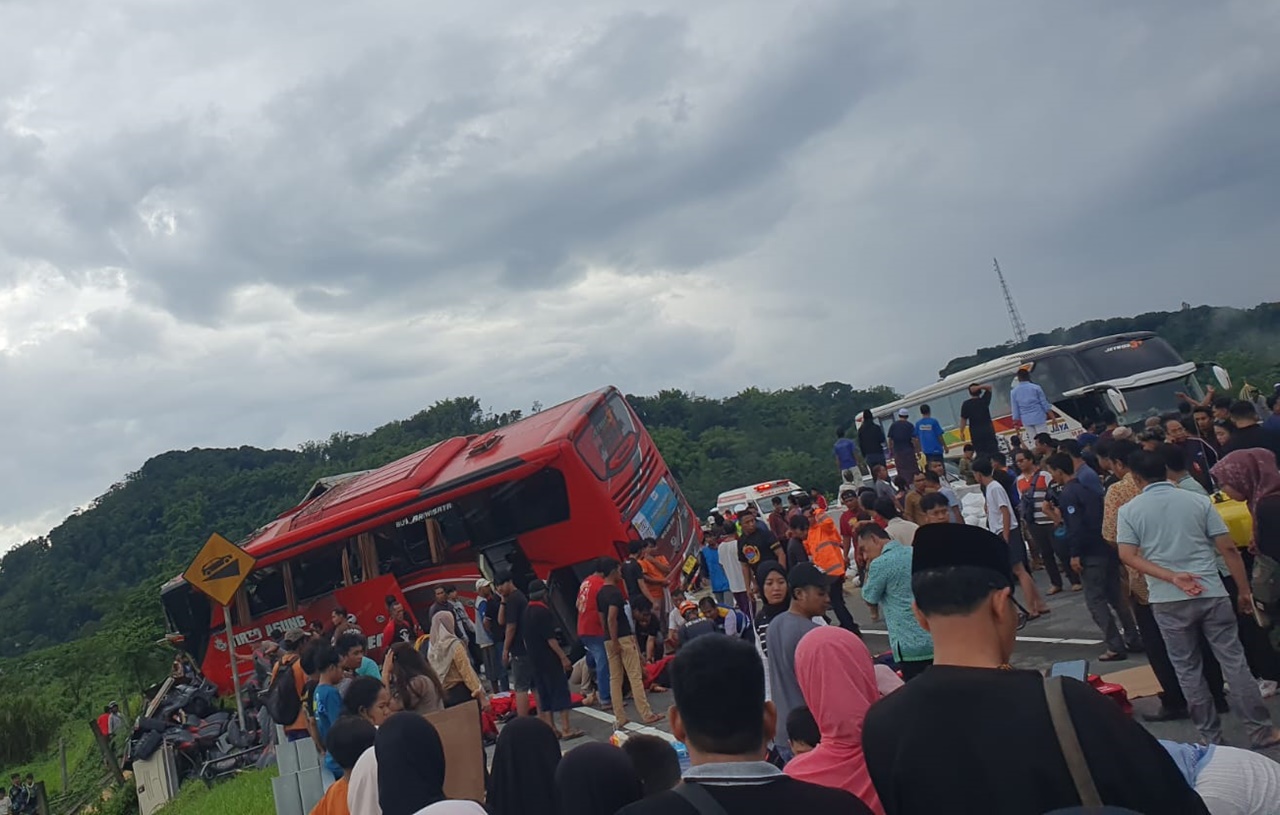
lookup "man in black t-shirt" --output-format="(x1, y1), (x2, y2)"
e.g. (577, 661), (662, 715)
(960, 382), (998, 456)
(496, 573), (532, 716)
(618, 635), (872, 815)
(622, 540), (647, 599)
(523, 579), (581, 739)
(737, 512), (779, 597)
(598, 560), (662, 728)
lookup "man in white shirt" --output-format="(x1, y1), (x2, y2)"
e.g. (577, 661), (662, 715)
(975, 457), (1048, 617)
(717, 530), (752, 616)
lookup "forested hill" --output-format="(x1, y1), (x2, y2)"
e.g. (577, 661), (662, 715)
(2, 301), (1275, 658)
(941, 302), (1280, 386)
(0, 386), (894, 657)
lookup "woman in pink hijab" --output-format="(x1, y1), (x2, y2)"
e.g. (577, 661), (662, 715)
(1212, 448), (1280, 561)
(784, 626), (885, 815)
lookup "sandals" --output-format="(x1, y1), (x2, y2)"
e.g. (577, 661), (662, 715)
(559, 728), (587, 740)
(1097, 651), (1127, 662)
(641, 712), (663, 725)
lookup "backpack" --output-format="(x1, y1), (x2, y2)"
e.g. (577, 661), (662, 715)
(263, 654), (302, 726)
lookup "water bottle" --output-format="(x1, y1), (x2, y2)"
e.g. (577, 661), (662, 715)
(673, 740), (691, 773)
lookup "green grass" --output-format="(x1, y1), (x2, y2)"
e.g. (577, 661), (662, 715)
(158, 769), (277, 815)
(8, 723), (98, 798)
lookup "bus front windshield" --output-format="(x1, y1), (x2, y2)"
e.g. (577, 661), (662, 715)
(1115, 375), (1205, 426)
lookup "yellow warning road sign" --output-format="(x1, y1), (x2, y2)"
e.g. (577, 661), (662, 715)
(183, 533), (257, 607)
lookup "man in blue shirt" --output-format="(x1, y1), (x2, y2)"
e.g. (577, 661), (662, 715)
(915, 404), (946, 463)
(1011, 368), (1056, 443)
(833, 428), (859, 483)
(1117, 450), (1280, 750)
(1045, 452), (1141, 661)
(698, 534), (732, 607)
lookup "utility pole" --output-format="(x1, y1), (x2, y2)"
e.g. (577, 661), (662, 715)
(994, 257), (1028, 345)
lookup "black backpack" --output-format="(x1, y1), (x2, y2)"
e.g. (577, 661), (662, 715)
(263, 654), (302, 726)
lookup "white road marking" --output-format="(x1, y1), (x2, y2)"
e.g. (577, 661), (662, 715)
(573, 701), (676, 742)
(860, 628), (1102, 646)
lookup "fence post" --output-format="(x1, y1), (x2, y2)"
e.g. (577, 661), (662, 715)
(89, 720), (127, 786)
(33, 781), (49, 815)
(59, 738), (69, 793)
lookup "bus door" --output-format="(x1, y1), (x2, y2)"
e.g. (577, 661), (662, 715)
(478, 538), (537, 593)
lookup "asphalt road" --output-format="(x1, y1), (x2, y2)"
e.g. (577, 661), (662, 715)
(535, 568), (1280, 761)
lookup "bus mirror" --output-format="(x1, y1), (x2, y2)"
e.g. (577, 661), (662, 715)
(1105, 388), (1128, 416)
(1212, 365), (1232, 392)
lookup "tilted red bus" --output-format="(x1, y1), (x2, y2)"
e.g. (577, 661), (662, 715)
(161, 387), (702, 693)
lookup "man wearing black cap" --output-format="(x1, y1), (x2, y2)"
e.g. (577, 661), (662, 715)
(765, 562), (831, 761)
(862, 524), (1207, 815)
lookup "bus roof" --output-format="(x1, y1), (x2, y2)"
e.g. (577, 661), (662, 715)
(176, 388), (614, 574)
(869, 332), (1159, 418)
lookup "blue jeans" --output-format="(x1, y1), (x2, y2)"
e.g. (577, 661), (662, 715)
(581, 635), (612, 704)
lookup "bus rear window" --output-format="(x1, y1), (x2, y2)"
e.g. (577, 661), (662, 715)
(455, 467), (570, 547)
(575, 394), (639, 480)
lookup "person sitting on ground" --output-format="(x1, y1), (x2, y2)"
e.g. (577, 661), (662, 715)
(675, 600), (717, 649)
(698, 595), (751, 641)
(1159, 739), (1280, 815)
(557, 743), (646, 815)
(341, 676), (391, 726)
(784, 626), (885, 814)
(312, 716), (377, 815)
(861, 523), (1209, 815)
(622, 734), (682, 799)
(486, 717), (561, 815)
(787, 705), (821, 757)
(617, 634), (872, 815)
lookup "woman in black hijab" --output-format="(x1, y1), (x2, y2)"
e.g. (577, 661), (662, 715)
(486, 717), (561, 815)
(753, 560), (789, 660)
(555, 743), (643, 815)
(375, 712), (450, 815)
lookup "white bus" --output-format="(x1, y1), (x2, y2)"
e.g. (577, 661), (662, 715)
(862, 332), (1231, 459)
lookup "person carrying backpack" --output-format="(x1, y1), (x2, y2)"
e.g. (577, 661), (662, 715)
(265, 628), (310, 741)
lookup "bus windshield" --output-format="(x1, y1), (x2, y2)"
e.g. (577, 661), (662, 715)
(1114, 374), (1204, 425)
(1075, 337), (1185, 382)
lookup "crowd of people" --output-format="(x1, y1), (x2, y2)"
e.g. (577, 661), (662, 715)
(247, 382), (1280, 814)
(0, 774), (37, 815)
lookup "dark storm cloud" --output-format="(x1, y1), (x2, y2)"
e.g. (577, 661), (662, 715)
(2, 0), (1280, 550)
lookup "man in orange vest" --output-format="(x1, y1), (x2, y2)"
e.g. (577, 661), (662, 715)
(797, 493), (861, 636)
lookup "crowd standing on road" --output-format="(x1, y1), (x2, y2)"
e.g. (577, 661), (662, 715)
(222, 387), (1280, 814)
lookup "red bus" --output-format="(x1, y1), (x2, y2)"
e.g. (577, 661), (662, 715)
(161, 387), (701, 693)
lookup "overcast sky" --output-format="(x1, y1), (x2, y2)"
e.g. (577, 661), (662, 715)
(2, 0), (1279, 552)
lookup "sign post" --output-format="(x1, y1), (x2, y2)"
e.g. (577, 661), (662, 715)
(183, 533), (257, 730)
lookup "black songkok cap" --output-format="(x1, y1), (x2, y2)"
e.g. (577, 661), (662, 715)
(911, 523), (1014, 587)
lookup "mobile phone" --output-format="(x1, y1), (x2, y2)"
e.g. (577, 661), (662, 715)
(1050, 660), (1088, 681)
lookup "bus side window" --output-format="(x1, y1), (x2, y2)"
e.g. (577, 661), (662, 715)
(373, 522), (437, 579)
(342, 538), (364, 585)
(292, 544), (346, 603)
(244, 566), (288, 619)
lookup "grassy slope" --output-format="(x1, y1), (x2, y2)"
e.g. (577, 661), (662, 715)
(159, 770), (277, 815)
